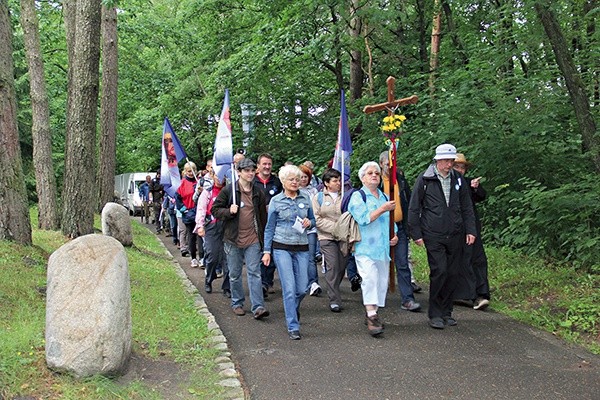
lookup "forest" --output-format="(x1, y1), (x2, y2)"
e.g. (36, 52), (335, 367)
(1, 0), (599, 273)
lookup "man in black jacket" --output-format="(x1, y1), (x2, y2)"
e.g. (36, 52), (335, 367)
(407, 144), (476, 329)
(211, 158), (270, 320)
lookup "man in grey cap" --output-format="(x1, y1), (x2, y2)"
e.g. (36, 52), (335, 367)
(407, 144), (476, 329)
(211, 158), (270, 320)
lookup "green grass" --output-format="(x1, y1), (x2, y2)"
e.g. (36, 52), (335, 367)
(411, 244), (600, 354)
(1, 213), (228, 399)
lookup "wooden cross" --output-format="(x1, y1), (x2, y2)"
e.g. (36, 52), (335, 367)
(363, 76), (419, 293)
(363, 76), (419, 116)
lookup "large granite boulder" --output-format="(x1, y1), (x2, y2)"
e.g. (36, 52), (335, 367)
(46, 234), (132, 378)
(101, 202), (133, 247)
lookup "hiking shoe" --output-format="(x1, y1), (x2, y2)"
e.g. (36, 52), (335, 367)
(366, 314), (384, 337)
(232, 307), (245, 316)
(253, 307), (270, 320)
(191, 258), (199, 268)
(350, 275), (362, 292)
(262, 285), (269, 298)
(288, 330), (301, 340)
(411, 281), (422, 293)
(309, 282), (322, 296)
(204, 283), (212, 293)
(222, 289), (231, 298)
(443, 316), (457, 326)
(330, 304), (341, 313)
(429, 317), (445, 329)
(473, 297), (490, 311)
(401, 300), (421, 312)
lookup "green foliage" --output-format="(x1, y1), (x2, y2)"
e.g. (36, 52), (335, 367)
(499, 177), (600, 273)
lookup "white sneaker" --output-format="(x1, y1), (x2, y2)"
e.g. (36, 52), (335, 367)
(191, 258), (199, 268)
(309, 282), (322, 296)
(473, 298), (490, 310)
(198, 257), (205, 269)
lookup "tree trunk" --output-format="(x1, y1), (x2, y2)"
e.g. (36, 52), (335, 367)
(97, 5), (118, 213)
(20, 0), (59, 230)
(61, 0), (102, 238)
(429, 0), (442, 98)
(349, 0), (363, 103)
(534, 1), (599, 172)
(0, 1), (33, 244)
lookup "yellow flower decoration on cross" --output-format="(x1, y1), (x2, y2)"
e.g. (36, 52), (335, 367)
(381, 114), (407, 135)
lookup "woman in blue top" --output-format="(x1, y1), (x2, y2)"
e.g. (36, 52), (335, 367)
(348, 161), (397, 337)
(262, 165), (316, 340)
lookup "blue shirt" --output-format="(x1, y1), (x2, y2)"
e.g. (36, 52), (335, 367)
(348, 186), (395, 261)
(263, 191), (316, 253)
(139, 182), (150, 202)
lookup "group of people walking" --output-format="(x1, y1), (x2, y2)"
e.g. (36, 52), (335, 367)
(149, 143), (490, 339)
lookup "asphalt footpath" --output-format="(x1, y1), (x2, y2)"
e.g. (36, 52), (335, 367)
(153, 229), (600, 400)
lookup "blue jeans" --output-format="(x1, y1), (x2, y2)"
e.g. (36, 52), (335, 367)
(273, 249), (309, 332)
(307, 232), (319, 287)
(224, 242), (264, 313)
(394, 224), (415, 303)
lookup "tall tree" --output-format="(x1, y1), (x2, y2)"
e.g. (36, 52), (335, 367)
(20, 0), (59, 229)
(61, 0), (102, 238)
(0, 0), (32, 244)
(349, 0), (364, 102)
(97, 4), (118, 213)
(534, 0), (599, 172)
(429, 0), (442, 97)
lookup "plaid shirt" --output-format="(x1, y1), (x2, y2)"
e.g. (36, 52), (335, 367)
(434, 166), (452, 206)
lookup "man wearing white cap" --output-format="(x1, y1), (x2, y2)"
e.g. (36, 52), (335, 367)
(407, 144), (477, 329)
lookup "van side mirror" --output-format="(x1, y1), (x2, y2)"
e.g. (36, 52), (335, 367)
(128, 188), (133, 194)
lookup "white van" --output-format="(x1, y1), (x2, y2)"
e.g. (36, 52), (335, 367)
(114, 172), (156, 216)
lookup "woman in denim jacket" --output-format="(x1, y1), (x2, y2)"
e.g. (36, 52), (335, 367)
(262, 165), (316, 340)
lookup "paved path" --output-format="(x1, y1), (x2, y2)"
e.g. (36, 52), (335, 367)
(156, 232), (600, 400)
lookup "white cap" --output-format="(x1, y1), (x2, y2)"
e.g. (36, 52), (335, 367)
(433, 144), (458, 160)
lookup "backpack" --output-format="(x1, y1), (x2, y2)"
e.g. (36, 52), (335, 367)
(316, 188), (366, 211)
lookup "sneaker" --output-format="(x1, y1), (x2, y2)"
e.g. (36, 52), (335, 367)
(473, 297), (490, 311)
(288, 330), (301, 340)
(268, 286), (276, 294)
(253, 307), (270, 320)
(204, 283), (212, 293)
(232, 307), (245, 316)
(401, 300), (421, 312)
(443, 316), (457, 326)
(216, 270), (223, 278)
(411, 281), (422, 293)
(198, 258), (205, 269)
(262, 285), (269, 299)
(429, 317), (445, 329)
(191, 258), (199, 268)
(330, 304), (341, 313)
(309, 282), (322, 296)
(222, 289), (231, 298)
(366, 314), (384, 337)
(181, 250), (189, 257)
(350, 275), (362, 292)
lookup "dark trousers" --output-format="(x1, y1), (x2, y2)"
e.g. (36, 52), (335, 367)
(204, 222), (230, 290)
(393, 224), (415, 303)
(261, 260), (276, 289)
(153, 202), (163, 231)
(424, 234), (464, 319)
(454, 235), (490, 301)
(185, 222), (204, 260)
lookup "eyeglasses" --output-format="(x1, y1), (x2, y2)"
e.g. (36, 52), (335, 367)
(365, 171), (381, 176)
(286, 177), (300, 182)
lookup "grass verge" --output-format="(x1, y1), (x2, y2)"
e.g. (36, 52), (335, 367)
(411, 244), (599, 354)
(0, 214), (228, 399)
